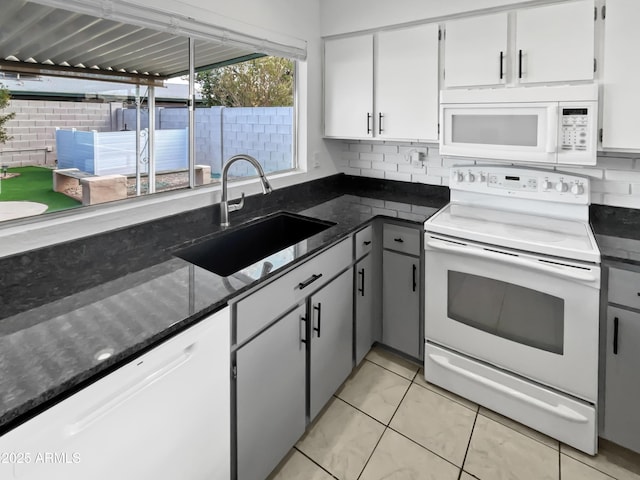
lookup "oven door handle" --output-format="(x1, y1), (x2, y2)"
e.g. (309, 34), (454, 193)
(425, 237), (599, 284)
(428, 353), (589, 423)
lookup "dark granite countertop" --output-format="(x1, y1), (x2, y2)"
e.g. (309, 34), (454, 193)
(591, 204), (640, 268)
(0, 174), (447, 434)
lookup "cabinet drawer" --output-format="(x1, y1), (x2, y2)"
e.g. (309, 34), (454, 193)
(235, 238), (351, 345)
(354, 225), (373, 259)
(383, 223), (421, 256)
(608, 267), (640, 310)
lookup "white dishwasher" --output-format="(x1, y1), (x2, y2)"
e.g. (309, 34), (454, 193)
(0, 307), (230, 480)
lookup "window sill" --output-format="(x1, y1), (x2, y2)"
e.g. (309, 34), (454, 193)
(0, 168), (311, 257)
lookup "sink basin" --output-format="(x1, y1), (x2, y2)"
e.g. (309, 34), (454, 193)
(174, 212), (335, 277)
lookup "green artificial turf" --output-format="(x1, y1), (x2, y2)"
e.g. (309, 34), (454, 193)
(0, 166), (81, 213)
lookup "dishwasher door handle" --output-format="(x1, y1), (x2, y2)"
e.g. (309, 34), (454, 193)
(425, 237), (599, 284)
(65, 345), (194, 436)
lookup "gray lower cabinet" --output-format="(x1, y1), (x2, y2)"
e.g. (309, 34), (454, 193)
(236, 305), (307, 480)
(310, 269), (354, 420)
(355, 254), (375, 364)
(602, 305), (640, 453)
(382, 250), (420, 358)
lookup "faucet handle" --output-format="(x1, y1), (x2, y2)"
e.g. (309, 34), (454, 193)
(228, 192), (245, 212)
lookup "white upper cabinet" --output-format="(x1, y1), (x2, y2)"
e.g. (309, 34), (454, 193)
(324, 24), (439, 141)
(516, 0), (595, 84)
(324, 35), (374, 139)
(375, 23), (439, 141)
(444, 13), (508, 88)
(444, 0), (594, 88)
(601, 0), (640, 150)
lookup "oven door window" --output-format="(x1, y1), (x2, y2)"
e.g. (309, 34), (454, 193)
(447, 271), (564, 354)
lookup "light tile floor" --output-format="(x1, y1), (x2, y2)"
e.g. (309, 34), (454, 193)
(269, 346), (640, 480)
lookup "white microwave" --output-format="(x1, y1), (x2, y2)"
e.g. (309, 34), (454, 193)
(439, 85), (598, 165)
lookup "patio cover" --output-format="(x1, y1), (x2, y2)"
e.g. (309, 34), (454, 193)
(0, 0), (307, 86)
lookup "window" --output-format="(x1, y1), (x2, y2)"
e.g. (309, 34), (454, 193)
(0, 0), (304, 224)
(195, 56), (296, 181)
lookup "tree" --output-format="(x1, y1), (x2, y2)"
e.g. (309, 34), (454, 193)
(196, 56), (293, 107)
(0, 83), (15, 144)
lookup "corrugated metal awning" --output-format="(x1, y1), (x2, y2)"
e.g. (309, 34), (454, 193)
(0, 0), (301, 85)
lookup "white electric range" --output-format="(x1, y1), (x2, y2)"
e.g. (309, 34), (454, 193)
(424, 165), (601, 455)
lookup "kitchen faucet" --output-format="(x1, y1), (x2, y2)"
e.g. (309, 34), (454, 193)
(220, 154), (273, 227)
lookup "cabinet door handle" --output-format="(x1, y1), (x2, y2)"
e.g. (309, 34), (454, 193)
(313, 303), (322, 337)
(499, 51), (504, 80)
(366, 113), (372, 134)
(358, 268), (365, 296)
(394, 237), (404, 243)
(298, 273), (323, 290)
(378, 112), (384, 134)
(412, 264), (417, 292)
(518, 49), (523, 79)
(363, 240), (371, 246)
(300, 315), (308, 345)
(613, 316), (619, 355)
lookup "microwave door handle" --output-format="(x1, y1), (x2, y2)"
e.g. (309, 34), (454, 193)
(546, 106), (559, 153)
(425, 237), (599, 284)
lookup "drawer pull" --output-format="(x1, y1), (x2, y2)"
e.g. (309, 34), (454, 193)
(298, 273), (323, 290)
(363, 240), (372, 246)
(394, 237), (404, 243)
(613, 316), (619, 355)
(313, 303), (322, 337)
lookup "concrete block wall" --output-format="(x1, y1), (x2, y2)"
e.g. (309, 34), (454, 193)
(337, 140), (640, 209)
(222, 107), (293, 177)
(119, 106), (293, 178)
(0, 100), (114, 167)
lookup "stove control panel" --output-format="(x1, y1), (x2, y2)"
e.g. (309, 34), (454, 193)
(449, 165), (590, 205)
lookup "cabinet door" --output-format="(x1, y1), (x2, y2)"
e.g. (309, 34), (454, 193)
(516, 0), (594, 84)
(382, 251), (420, 358)
(444, 13), (508, 88)
(324, 35), (373, 138)
(602, 306), (640, 453)
(376, 24), (439, 141)
(0, 309), (231, 480)
(310, 270), (353, 420)
(602, 0), (640, 149)
(236, 305), (307, 480)
(355, 254), (375, 364)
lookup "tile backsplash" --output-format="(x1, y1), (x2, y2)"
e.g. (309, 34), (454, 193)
(336, 141), (640, 209)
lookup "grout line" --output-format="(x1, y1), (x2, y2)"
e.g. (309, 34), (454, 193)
(332, 395), (387, 427)
(386, 423), (464, 473)
(387, 377), (413, 426)
(363, 356), (420, 382)
(559, 449), (620, 480)
(293, 446), (340, 480)
(457, 408), (479, 480)
(558, 447), (562, 480)
(356, 426), (388, 480)
(355, 377), (415, 480)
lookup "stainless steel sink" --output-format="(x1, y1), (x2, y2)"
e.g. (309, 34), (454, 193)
(174, 212), (335, 277)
